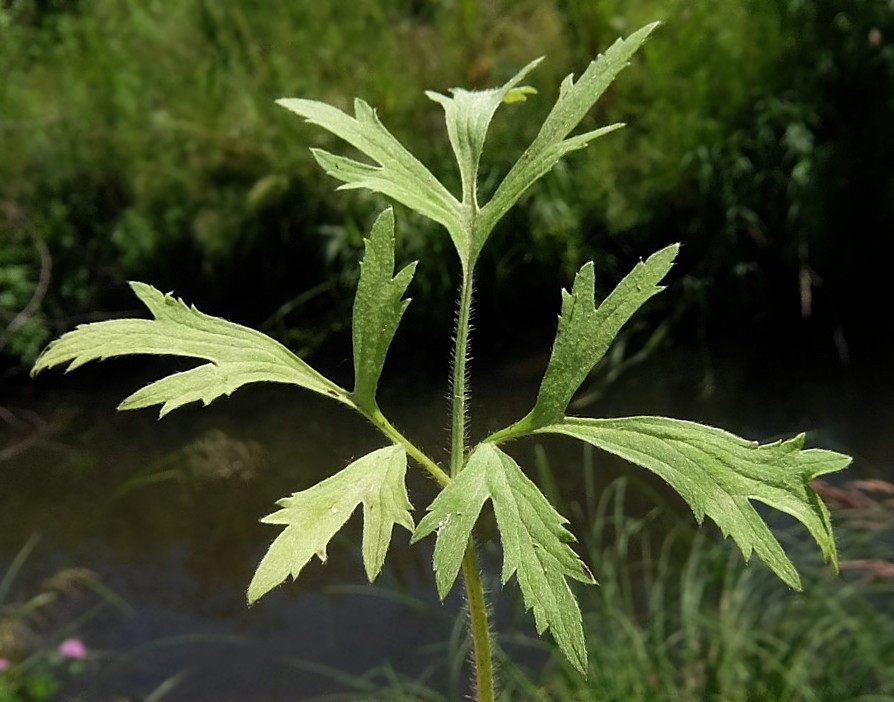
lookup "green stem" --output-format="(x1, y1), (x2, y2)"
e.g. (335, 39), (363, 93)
(450, 263), (474, 477)
(365, 406), (450, 487)
(449, 251), (496, 702)
(462, 542), (495, 702)
(483, 413), (537, 446)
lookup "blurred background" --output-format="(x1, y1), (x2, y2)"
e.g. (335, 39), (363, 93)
(2, 0), (893, 369)
(1, 1), (893, 700)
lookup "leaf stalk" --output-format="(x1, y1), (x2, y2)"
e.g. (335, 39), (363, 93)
(364, 405), (451, 487)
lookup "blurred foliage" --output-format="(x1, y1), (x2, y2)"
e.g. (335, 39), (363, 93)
(1, 0), (892, 368)
(0, 535), (104, 701)
(536, 474), (894, 701)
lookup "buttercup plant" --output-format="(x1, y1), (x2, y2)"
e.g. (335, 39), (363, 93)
(32, 23), (850, 700)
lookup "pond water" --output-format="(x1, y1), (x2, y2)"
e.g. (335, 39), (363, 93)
(1, 337), (891, 701)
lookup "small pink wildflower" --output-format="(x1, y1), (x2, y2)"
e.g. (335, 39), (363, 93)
(59, 638), (86, 660)
(0, 657), (8, 671)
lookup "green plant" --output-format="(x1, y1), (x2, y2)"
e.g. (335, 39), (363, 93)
(538, 474), (894, 701)
(0, 535), (101, 702)
(31, 23), (850, 701)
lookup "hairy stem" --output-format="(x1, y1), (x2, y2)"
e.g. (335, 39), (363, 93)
(366, 406), (450, 487)
(462, 541), (495, 702)
(450, 264), (474, 477)
(449, 252), (495, 701)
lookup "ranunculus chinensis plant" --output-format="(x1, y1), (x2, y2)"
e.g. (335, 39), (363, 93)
(32, 22), (850, 700)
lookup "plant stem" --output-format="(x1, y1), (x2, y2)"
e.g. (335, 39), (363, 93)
(449, 254), (496, 702)
(450, 263), (474, 477)
(364, 385), (496, 702)
(366, 406), (450, 487)
(462, 542), (495, 702)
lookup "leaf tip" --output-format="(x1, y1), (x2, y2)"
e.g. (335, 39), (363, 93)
(626, 20), (662, 45)
(246, 579), (271, 606)
(29, 356), (47, 378)
(434, 570), (455, 601)
(649, 242), (681, 263)
(425, 89), (447, 105)
(247, 560), (283, 605)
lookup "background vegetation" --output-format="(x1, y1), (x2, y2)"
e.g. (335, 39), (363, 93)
(290, 473), (894, 701)
(3, 4), (893, 695)
(2, 0), (892, 372)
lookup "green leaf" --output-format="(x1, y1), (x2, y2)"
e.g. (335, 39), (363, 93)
(537, 417), (851, 589)
(412, 443), (594, 672)
(479, 22), (660, 245)
(351, 208), (416, 409)
(248, 445), (413, 602)
(31, 282), (349, 416)
(526, 244), (678, 428)
(426, 58), (541, 211)
(276, 97), (463, 246)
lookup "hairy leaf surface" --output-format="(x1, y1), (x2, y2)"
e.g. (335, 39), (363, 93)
(31, 283), (348, 416)
(479, 22), (660, 242)
(276, 97), (463, 247)
(538, 417), (850, 589)
(248, 445), (413, 602)
(523, 244), (678, 428)
(352, 208), (416, 409)
(412, 443), (594, 672)
(427, 58), (540, 212)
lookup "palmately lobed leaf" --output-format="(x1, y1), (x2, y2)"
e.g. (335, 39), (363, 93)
(248, 445), (413, 603)
(412, 443), (593, 672)
(277, 25), (659, 265)
(351, 208), (416, 410)
(538, 416), (851, 589)
(31, 282), (348, 416)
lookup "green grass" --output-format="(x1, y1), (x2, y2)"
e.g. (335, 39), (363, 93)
(528, 468), (894, 702)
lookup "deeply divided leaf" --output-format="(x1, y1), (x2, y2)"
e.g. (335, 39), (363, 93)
(31, 282), (348, 416)
(526, 244), (678, 427)
(479, 22), (660, 244)
(351, 208), (416, 409)
(412, 443), (594, 672)
(538, 417), (851, 589)
(276, 97), (463, 249)
(278, 24), (656, 264)
(248, 445), (413, 603)
(427, 58), (541, 209)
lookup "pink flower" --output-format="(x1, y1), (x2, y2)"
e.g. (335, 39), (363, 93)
(0, 657), (8, 671)
(58, 638), (86, 660)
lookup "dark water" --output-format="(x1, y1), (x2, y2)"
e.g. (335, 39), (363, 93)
(1, 339), (891, 701)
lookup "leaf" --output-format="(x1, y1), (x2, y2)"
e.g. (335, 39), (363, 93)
(276, 97), (463, 247)
(525, 244), (678, 428)
(31, 282), (349, 416)
(351, 208), (416, 409)
(537, 416), (851, 589)
(248, 445), (413, 603)
(426, 58), (541, 210)
(412, 443), (594, 672)
(479, 22), (660, 243)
